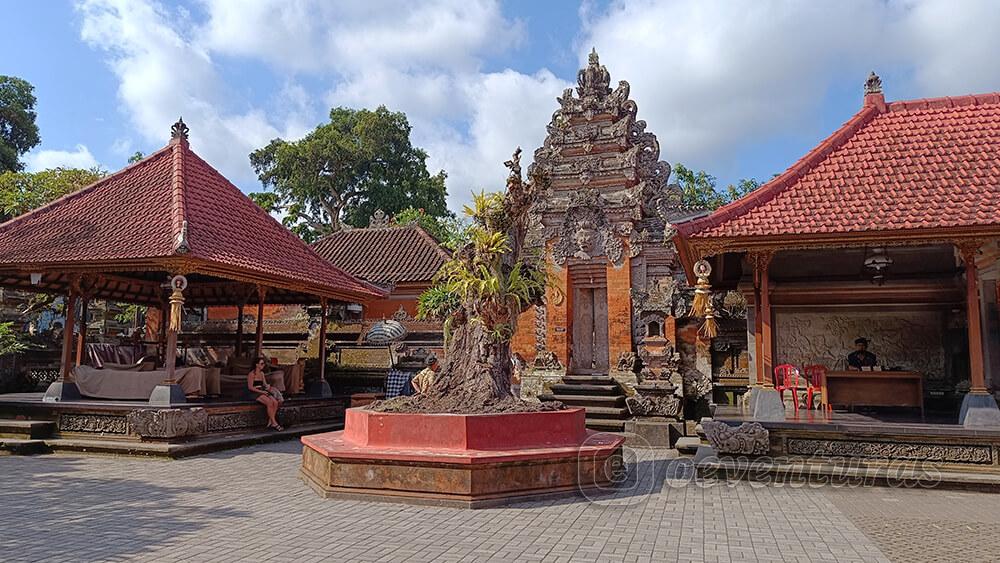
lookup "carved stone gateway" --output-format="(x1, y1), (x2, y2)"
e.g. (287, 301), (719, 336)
(516, 50), (717, 417)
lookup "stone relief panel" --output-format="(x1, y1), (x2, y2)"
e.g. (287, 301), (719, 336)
(775, 310), (946, 379)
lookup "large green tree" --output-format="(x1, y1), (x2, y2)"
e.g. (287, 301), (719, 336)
(250, 106), (450, 242)
(674, 163), (761, 210)
(0, 76), (41, 173)
(0, 166), (105, 223)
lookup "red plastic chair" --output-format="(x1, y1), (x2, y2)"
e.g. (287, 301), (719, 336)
(773, 364), (804, 414)
(802, 365), (829, 413)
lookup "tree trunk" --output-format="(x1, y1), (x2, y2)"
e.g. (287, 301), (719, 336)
(426, 320), (512, 407)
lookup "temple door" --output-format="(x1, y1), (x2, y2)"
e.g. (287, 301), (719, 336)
(569, 263), (610, 373)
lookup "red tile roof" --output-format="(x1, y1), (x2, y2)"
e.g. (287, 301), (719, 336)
(677, 91), (1000, 241)
(0, 132), (384, 303)
(312, 224), (451, 286)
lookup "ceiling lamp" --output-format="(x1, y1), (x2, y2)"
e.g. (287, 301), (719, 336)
(864, 247), (894, 285)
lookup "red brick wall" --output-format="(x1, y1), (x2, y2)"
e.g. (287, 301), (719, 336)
(606, 256), (632, 363)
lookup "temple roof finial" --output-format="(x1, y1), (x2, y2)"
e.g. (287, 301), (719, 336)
(578, 47), (611, 99)
(864, 71), (882, 95)
(170, 117), (189, 142)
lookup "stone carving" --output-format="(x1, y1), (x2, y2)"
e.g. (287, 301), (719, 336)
(549, 189), (629, 267)
(128, 408), (207, 439)
(702, 421), (769, 455)
(391, 305), (411, 322)
(626, 391), (681, 418)
(170, 117), (189, 140)
(632, 277), (678, 316)
(368, 209), (391, 228)
(533, 350), (563, 370)
(60, 413), (128, 434)
(533, 304), (547, 352)
(208, 411), (268, 432)
(864, 71), (882, 95)
(721, 290), (748, 319)
(637, 343), (681, 381)
(787, 438), (993, 465)
(615, 351), (639, 373)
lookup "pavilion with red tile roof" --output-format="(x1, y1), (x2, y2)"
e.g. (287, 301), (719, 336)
(0, 119), (385, 404)
(674, 73), (1000, 427)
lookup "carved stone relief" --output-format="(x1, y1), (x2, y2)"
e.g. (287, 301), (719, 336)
(702, 421), (769, 455)
(60, 413), (128, 434)
(774, 310), (946, 378)
(128, 408), (207, 439)
(786, 438), (993, 465)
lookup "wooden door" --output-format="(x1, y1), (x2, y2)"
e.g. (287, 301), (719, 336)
(570, 286), (610, 373)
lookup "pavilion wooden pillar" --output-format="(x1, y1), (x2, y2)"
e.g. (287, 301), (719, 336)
(254, 285), (267, 358)
(962, 245), (988, 393)
(235, 303), (245, 357)
(150, 276), (187, 406)
(43, 285), (84, 402)
(318, 298), (329, 382)
(307, 298), (334, 397)
(60, 290), (78, 380)
(750, 251), (774, 387)
(75, 298), (89, 367)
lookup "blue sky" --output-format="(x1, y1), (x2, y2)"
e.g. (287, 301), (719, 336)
(5, 1), (1000, 212)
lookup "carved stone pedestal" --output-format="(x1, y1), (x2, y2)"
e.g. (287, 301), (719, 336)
(960, 392), (1000, 428)
(128, 408), (208, 440)
(42, 380), (81, 403)
(148, 383), (187, 406)
(624, 382), (683, 448)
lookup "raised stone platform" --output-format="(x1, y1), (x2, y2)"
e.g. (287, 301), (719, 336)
(300, 407), (625, 508)
(0, 392), (348, 457)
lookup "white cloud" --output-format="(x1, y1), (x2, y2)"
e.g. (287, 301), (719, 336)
(578, 0), (1000, 177)
(25, 144), (100, 171)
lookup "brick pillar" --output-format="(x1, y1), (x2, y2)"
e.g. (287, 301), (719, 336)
(546, 262), (570, 368)
(606, 256), (632, 363)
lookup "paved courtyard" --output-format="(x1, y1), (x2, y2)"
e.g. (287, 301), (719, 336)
(2, 440), (1000, 563)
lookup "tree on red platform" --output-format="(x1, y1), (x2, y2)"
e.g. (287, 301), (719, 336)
(373, 149), (560, 414)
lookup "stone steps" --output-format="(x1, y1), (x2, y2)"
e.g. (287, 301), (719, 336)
(544, 372), (630, 432)
(550, 383), (621, 396)
(0, 419), (56, 440)
(0, 438), (49, 455)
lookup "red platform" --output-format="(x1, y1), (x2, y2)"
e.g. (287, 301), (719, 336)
(300, 407), (625, 508)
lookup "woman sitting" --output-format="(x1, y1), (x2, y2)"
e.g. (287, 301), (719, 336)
(247, 357), (284, 431)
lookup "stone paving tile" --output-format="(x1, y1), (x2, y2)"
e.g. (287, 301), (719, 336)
(2, 440), (990, 562)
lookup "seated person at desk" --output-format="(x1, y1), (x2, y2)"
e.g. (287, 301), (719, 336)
(847, 337), (878, 370)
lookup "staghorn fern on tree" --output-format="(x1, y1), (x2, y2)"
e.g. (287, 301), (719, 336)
(377, 148), (559, 413)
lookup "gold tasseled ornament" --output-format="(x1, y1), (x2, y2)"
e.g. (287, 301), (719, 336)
(168, 287), (185, 332)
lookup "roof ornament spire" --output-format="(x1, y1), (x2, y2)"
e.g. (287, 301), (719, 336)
(170, 117), (189, 142)
(577, 47), (612, 99)
(864, 71), (882, 95)
(368, 209), (390, 228)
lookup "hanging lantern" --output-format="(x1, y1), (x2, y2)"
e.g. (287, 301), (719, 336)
(864, 247), (893, 286)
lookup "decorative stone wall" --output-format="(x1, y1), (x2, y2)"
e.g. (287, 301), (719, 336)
(774, 310), (946, 378)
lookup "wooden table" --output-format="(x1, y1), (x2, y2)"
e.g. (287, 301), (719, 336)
(822, 370), (924, 418)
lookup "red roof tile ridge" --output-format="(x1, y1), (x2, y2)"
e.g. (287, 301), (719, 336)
(0, 144), (174, 233)
(405, 223), (453, 262)
(886, 91), (1000, 113)
(170, 138), (190, 254)
(676, 104), (882, 237)
(181, 149), (387, 299)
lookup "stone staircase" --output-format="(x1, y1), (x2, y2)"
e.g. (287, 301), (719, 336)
(0, 419), (55, 455)
(540, 374), (629, 432)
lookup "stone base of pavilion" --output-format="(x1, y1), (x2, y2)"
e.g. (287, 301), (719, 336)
(299, 407), (625, 508)
(695, 407), (1000, 491)
(0, 393), (348, 458)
